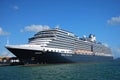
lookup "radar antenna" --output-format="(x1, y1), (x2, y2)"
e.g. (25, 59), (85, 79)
(55, 25), (60, 29)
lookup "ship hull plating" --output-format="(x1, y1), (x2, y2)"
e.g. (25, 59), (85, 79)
(6, 48), (113, 64)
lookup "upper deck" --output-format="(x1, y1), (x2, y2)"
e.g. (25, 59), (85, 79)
(28, 28), (112, 55)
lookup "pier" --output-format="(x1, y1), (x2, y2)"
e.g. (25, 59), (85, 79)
(0, 57), (22, 66)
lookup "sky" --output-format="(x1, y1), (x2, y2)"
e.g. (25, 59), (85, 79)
(0, 0), (120, 58)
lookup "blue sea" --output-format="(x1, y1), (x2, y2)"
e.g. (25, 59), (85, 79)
(0, 61), (120, 80)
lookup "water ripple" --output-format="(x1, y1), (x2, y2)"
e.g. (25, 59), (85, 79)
(0, 62), (120, 80)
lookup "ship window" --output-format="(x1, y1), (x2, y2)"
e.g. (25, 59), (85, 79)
(31, 57), (35, 61)
(43, 49), (45, 51)
(51, 50), (53, 52)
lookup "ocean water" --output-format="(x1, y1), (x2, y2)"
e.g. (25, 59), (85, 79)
(0, 61), (120, 80)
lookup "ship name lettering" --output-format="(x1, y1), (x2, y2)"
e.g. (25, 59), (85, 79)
(61, 54), (72, 56)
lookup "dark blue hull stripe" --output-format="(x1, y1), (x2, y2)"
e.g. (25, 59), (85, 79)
(7, 48), (113, 64)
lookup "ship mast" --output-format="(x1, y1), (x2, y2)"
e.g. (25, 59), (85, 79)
(6, 37), (9, 45)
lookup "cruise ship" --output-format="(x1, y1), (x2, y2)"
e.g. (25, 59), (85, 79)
(5, 27), (113, 64)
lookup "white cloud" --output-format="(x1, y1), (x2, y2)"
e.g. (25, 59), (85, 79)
(116, 48), (120, 53)
(1, 51), (9, 57)
(112, 48), (120, 59)
(20, 24), (50, 32)
(0, 51), (15, 57)
(107, 16), (120, 25)
(13, 5), (19, 10)
(0, 27), (10, 36)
